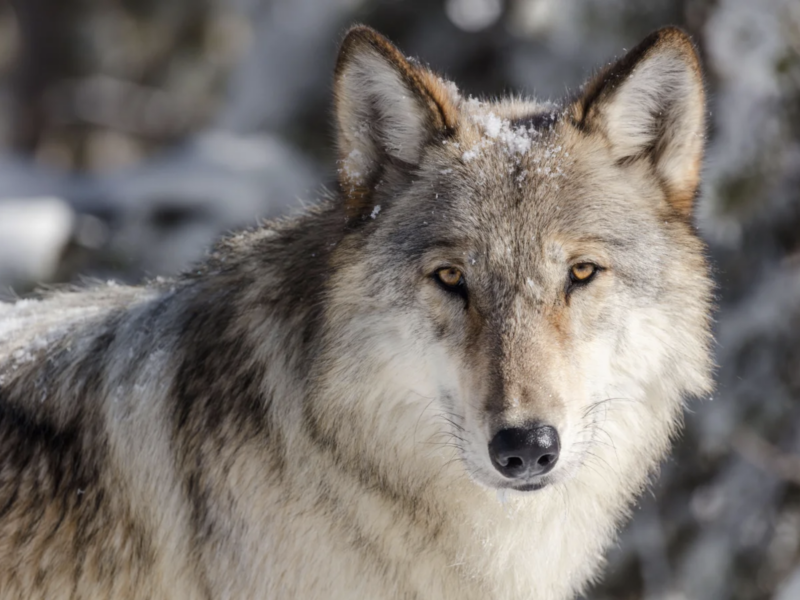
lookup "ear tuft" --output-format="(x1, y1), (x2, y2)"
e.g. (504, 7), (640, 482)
(572, 27), (706, 217)
(334, 26), (459, 219)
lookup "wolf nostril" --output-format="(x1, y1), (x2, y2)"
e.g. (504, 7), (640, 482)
(488, 425), (560, 480)
(537, 454), (555, 467)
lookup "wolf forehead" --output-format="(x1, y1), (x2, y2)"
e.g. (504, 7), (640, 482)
(425, 106), (599, 209)
(432, 104), (569, 191)
(377, 114), (652, 254)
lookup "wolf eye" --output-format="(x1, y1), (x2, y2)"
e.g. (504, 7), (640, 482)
(566, 263), (600, 296)
(570, 263), (597, 283)
(433, 267), (468, 303)
(436, 267), (464, 288)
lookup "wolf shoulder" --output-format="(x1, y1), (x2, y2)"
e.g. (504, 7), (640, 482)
(1, 282), (168, 393)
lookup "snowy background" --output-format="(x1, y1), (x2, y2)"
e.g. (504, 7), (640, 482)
(0, 0), (799, 598)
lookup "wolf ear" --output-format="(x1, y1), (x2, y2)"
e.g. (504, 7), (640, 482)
(571, 27), (705, 217)
(334, 25), (458, 219)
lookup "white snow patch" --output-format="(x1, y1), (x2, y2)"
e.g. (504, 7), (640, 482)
(443, 80), (462, 102)
(459, 105), (569, 185)
(370, 205), (381, 219)
(481, 112), (504, 138)
(0, 197), (74, 288)
(341, 148), (369, 185)
(462, 147), (481, 162)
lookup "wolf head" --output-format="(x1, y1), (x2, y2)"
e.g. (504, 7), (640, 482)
(319, 26), (712, 494)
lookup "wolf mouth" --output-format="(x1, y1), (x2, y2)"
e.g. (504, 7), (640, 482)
(507, 481), (549, 492)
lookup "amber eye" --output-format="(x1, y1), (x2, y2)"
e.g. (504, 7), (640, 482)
(434, 267), (468, 304)
(436, 267), (464, 288)
(570, 263), (598, 283)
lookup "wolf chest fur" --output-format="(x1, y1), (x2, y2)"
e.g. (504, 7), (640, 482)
(0, 25), (712, 600)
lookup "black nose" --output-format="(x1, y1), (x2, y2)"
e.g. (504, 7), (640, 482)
(488, 425), (560, 479)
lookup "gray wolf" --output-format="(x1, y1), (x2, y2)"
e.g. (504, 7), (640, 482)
(0, 25), (712, 599)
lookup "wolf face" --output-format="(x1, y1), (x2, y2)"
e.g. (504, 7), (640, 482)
(326, 27), (712, 494)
